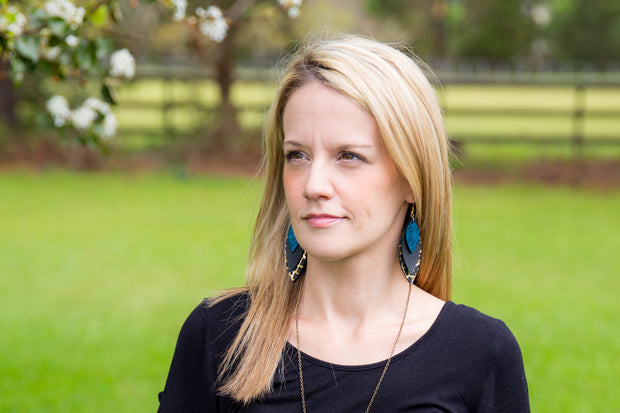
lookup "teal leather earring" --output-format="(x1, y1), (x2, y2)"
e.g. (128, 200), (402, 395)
(398, 204), (421, 284)
(285, 225), (307, 282)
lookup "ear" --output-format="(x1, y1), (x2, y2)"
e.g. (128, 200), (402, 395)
(405, 188), (415, 204)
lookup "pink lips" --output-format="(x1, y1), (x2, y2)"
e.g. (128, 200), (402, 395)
(303, 214), (343, 228)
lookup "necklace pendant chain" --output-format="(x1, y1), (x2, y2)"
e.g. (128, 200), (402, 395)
(295, 283), (413, 413)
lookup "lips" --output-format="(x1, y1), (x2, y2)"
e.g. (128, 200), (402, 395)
(303, 213), (344, 228)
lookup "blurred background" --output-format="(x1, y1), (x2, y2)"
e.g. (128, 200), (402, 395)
(1, 0), (619, 411)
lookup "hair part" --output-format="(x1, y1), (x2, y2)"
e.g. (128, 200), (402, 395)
(215, 33), (452, 404)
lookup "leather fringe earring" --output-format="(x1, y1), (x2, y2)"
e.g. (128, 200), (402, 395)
(285, 225), (307, 282)
(398, 204), (422, 284)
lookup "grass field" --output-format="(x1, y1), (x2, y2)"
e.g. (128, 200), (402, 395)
(1, 171), (619, 412)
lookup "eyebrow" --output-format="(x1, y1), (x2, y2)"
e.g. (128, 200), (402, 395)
(282, 140), (303, 147)
(282, 140), (374, 150)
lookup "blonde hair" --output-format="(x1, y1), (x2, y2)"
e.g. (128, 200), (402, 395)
(216, 33), (452, 404)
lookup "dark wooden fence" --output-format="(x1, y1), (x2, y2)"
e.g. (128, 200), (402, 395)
(117, 65), (620, 156)
(436, 72), (620, 156)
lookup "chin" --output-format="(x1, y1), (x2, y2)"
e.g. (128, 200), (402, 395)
(304, 244), (359, 264)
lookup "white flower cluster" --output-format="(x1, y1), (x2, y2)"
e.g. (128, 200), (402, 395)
(109, 49), (136, 79)
(46, 95), (118, 140)
(0, 7), (28, 36)
(170, 0), (187, 21)
(46, 95), (71, 127)
(65, 34), (79, 48)
(71, 105), (98, 130)
(45, 0), (85, 29)
(196, 6), (228, 43)
(83, 98), (118, 139)
(530, 4), (551, 27)
(278, 0), (302, 18)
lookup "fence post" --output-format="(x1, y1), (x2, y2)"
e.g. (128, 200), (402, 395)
(162, 76), (175, 142)
(572, 84), (585, 159)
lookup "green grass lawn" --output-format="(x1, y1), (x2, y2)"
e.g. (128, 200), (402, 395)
(0, 171), (618, 412)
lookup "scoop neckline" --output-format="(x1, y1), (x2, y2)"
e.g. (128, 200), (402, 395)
(285, 300), (454, 371)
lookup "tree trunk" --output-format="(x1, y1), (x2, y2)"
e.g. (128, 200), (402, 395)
(431, 0), (447, 58)
(0, 57), (19, 130)
(211, 27), (241, 151)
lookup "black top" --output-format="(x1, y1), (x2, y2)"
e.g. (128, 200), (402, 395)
(158, 293), (530, 412)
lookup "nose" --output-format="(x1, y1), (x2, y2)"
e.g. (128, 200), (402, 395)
(303, 160), (334, 200)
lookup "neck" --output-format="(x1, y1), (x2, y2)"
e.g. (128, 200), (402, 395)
(299, 253), (410, 324)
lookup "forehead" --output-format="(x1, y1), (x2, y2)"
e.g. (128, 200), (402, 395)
(282, 81), (380, 146)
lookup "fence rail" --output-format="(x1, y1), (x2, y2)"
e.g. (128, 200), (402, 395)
(116, 66), (620, 157)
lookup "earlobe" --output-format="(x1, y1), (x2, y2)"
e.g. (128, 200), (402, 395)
(405, 190), (415, 204)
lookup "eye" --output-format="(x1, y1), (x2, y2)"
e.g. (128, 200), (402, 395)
(285, 150), (307, 162)
(339, 151), (364, 162)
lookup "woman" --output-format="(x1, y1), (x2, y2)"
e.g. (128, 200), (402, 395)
(158, 34), (529, 412)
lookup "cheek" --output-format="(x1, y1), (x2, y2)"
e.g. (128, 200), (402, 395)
(283, 168), (301, 209)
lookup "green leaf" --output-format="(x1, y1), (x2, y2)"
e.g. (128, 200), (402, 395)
(48, 36), (63, 47)
(48, 18), (68, 37)
(34, 112), (50, 128)
(90, 5), (109, 27)
(30, 9), (48, 26)
(76, 44), (92, 70)
(15, 36), (39, 62)
(110, 1), (123, 23)
(9, 57), (26, 84)
(101, 82), (118, 105)
(94, 37), (113, 60)
(59, 50), (72, 67)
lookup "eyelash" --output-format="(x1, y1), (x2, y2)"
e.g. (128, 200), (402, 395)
(283, 150), (366, 163)
(340, 152), (363, 162)
(284, 151), (306, 162)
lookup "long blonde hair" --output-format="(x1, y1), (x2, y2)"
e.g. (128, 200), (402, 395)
(216, 34), (452, 404)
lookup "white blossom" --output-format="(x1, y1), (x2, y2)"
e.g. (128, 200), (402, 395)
(49, 96), (117, 138)
(531, 4), (551, 27)
(196, 6), (228, 43)
(45, 0), (85, 28)
(287, 6), (300, 18)
(109, 48), (136, 79)
(43, 46), (62, 61)
(99, 113), (118, 140)
(1, 7), (28, 36)
(46, 95), (71, 127)
(278, 0), (302, 18)
(84, 97), (111, 115)
(65, 34), (79, 48)
(171, 0), (187, 21)
(71, 106), (97, 130)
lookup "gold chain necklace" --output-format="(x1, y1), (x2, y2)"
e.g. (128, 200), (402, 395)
(295, 283), (413, 413)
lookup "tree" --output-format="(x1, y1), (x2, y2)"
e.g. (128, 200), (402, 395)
(365, 0), (449, 58)
(187, 0), (301, 150)
(0, 0), (301, 149)
(450, 0), (536, 61)
(550, 0), (620, 66)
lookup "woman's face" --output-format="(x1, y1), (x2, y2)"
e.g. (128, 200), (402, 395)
(282, 81), (413, 264)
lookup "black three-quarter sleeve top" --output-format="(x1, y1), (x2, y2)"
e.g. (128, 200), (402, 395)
(158, 293), (530, 412)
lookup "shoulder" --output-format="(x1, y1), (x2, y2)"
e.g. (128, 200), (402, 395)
(158, 292), (250, 411)
(438, 303), (529, 411)
(178, 291), (250, 349)
(443, 302), (515, 336)
(202, 290), (251, 324)
(438, 302), (523, 360)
